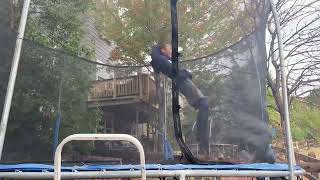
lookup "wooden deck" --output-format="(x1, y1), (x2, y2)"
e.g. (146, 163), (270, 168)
(87, 73), (158, 109)
(273, 146), (320, 179)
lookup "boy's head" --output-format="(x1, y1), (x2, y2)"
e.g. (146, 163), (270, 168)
(159, 43), (172, 58)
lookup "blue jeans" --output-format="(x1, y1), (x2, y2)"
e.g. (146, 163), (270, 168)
(176, 78), (209, 153)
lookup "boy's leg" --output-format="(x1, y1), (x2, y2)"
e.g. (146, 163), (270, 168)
(176, 78), (204, 107)
(197, 97), (209, 154)
(176, 78), (209, 154)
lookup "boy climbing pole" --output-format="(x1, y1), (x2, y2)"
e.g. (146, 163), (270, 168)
(151, 43), (209, 154)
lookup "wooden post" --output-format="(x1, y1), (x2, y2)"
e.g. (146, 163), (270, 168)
(104, 82), (107, 97)
(139, 73), (143, 99)
(147, 75), (150, 101)
(135, 110), (139, 138)
(113, 77), (116, 98)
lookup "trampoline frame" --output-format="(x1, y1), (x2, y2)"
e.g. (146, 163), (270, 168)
(0, 0), (300, 179)
(0, 169), (305, 179)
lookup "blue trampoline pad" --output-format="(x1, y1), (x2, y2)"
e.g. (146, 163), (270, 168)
(0, 163), (302, 172)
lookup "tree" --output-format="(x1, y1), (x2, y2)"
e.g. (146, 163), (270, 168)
(266, 0), (320, 127)
(306, 89), (320, 106)
(95, 0), (252, 64)
(267, 90), (320, 142)
(290, 99), (320, 141)
(2, 0), (102, 161)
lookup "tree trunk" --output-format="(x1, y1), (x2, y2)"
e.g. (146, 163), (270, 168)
(268, 73), (289, 151)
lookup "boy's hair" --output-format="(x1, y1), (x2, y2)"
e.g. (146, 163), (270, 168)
(158, 42), (171, 49)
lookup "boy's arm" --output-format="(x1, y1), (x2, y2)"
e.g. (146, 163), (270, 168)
(151, 47), (191, 79)
(157, 55), (174, 79)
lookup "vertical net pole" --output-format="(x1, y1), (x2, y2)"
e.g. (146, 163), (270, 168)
(164, 79), (167, 134)
(170, 0), (181, 152)
(170, 0), (196, 163)
(53, 57), (65, 156)
(0, 0), (31, 159)
(269, 0), (296, 179)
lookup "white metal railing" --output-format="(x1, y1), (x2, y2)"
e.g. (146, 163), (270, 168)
(53, 134), (146, 180)
(0, 169), (306, 179)
(0, 0), (31, 159)
(269, 0), (296, 179)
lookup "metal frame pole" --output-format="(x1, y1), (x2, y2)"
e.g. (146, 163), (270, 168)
(164, 77), (167, 149)
(0, 0), (31, 159)
(269, 0), (296, 179)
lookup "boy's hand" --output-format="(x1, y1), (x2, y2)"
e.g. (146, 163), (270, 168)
(181, 69), (192, 79)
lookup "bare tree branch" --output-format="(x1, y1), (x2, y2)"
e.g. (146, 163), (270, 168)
(267, 0), (320, 125)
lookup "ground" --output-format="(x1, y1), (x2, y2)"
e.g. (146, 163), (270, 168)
(298, 147), (320, 159)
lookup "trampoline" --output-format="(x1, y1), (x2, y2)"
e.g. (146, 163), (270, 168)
(0, 163), (305, 179)
(0, 0), (302, 179)
(0, 132), (304, 179)
(0, 134), (305, 179)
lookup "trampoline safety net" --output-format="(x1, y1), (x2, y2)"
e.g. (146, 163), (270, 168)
(0, 0), (277, 165)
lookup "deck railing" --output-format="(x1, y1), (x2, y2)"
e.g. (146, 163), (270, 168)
(89, 74), (158, 107)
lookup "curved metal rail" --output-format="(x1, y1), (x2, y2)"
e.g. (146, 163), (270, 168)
(53, 134), (146, 180)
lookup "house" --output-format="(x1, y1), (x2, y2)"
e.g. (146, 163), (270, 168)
(82, 16), (114, 80)
(82, 16), (162, 157)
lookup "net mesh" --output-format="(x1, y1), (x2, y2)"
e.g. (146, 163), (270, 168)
(179, 32), (272, 163)
(0, 0), (275, 164)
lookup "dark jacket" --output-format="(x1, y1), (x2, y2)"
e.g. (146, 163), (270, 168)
(150, 46), (192, 80)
